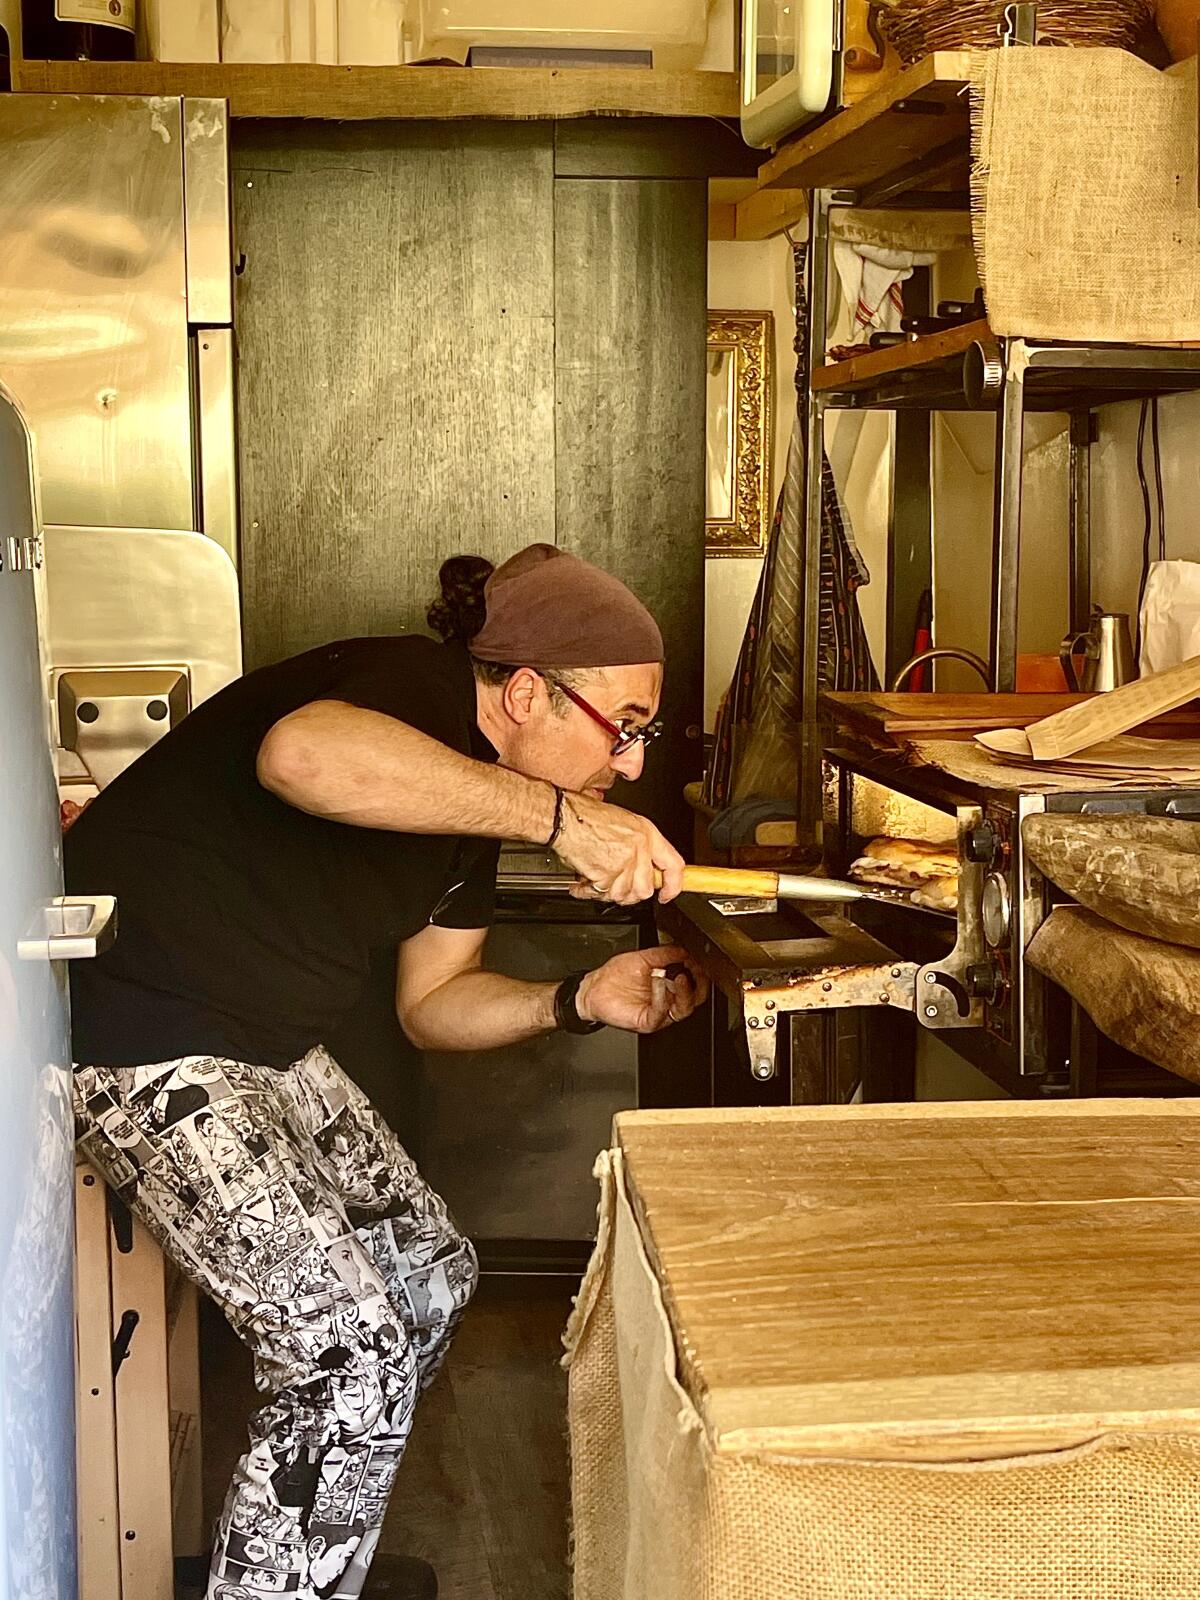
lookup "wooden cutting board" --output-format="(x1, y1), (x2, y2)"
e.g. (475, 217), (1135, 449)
(824, 692), (1200, 742)
(617, 1100), (1200, 1459)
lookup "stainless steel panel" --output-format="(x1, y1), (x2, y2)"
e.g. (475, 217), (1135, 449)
(196, 328), (239, 564)
(43, 524), (241, 710)
(183, 98), (233, 326)
(0, 95), (194, 531)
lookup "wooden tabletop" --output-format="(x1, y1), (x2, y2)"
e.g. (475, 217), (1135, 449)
(616, 1101), (1200, 1460)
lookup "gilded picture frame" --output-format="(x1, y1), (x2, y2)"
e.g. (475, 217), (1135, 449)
(705, 310), (773, 558)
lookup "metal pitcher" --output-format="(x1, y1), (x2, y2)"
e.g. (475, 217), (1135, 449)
(1059, 610), (1136, 693)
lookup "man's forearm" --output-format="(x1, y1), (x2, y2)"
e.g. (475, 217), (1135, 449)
(400, 969), (561, 1052)
(258, 701), (555, 841)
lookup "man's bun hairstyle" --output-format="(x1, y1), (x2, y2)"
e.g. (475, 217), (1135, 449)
(427, 554), (493, 645)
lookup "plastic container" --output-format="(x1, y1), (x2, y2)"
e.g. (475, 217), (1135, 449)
(415, 0), (709, 53)
(220, 0), (336, 61)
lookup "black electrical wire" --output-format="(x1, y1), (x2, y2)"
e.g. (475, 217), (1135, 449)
(1135, 399), (1153, 657)
(1152, 397), (1166, 563)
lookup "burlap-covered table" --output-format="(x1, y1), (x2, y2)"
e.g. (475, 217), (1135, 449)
(566, 1102), (1200, 1600)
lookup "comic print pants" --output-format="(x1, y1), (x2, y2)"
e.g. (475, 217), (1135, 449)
(73, 1045), (479, 1600)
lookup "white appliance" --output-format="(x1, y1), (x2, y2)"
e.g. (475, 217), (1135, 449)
(740, 0), (836, 148)
(416, 0), (710, 53)
(0, 388), (116, 1600)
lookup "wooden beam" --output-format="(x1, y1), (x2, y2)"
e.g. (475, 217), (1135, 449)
(708, 199), (738, 240)
(10, 57), (740, 120)
(733, 185), (806, 241)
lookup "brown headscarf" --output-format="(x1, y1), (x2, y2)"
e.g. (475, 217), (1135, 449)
(469, 544), (663, 669)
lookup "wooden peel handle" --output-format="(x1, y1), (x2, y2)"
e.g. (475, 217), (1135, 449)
(654, 866), (780, 897)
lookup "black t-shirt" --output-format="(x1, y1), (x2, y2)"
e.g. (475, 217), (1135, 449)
(65, 636), (501, 1068)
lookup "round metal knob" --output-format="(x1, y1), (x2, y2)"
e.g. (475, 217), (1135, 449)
(964, 337), (1004, 409)
(964, 823), (998, 865)
(966, 961), (1003, 1003)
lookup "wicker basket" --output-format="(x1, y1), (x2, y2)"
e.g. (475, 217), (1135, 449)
(875, 0), (1153, 66)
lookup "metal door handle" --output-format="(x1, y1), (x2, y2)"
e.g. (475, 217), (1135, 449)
(17, 895), (117, 962)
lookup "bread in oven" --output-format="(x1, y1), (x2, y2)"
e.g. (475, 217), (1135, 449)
(849, 836), (959, 890)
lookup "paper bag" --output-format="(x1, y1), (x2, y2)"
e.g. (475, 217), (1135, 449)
(1140, 561), (1200, 676)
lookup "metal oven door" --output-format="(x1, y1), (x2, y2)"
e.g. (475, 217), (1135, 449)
(418, 890), (642, 1269)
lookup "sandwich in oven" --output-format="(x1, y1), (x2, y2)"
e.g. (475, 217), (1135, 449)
(849, 836), (960, 912)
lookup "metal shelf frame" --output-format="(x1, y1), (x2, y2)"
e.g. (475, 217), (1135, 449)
(797, 186), (1200, 829)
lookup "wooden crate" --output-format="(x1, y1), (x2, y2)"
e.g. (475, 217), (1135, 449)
(567, 1101), (1200, 1600)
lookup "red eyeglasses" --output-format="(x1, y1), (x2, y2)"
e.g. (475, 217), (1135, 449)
(547, 678), (663, 758)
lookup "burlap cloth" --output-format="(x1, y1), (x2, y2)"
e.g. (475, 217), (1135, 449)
(971, 51), (1200, 341)
(565, 1147), (1200, 1600)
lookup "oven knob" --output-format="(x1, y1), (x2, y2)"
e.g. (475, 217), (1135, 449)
(966, 961), (1003, 1003)
(964, 823), (998, 864)
(981, 871), (1012, 948)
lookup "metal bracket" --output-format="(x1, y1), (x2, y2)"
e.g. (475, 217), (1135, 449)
(709, 896), (778, 917)
(111, 1309), (140, 1378)
(744, 990), (782, 1081)
(1069, 412), (1099, 448)
(741, 959), (919, 1081)
(107, 1188), (135, 1255)
(916, 805), (986, 1030)
(1000, 3), (1038, 44)
(0, 534), (42, 573)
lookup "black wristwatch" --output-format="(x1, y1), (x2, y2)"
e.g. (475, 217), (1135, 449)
(553, 970), (604, 1035)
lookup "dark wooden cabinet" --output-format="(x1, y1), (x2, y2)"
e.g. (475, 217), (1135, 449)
(233, 117), (718, 848)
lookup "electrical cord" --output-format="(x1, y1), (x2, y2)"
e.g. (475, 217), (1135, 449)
(1152, 397), (1166, 564)
(1134, 397), (1168, 662)
(1135, 399), (1152, 658)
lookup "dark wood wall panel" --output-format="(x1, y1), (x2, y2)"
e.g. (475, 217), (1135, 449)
(553, 177), (708, 847)
(233, 121), (556, 669)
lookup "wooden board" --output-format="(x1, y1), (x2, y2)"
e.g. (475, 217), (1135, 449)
(112, 1213), (174, 1600)
(756, 52), (971, 194)
(704, 176), (809, 241)
(824, 690), (1200, 741)
(554, 120), (759, 180)
(616, 1101), (1200, 1459)
(75, 1165), (122, 1600)
(11, 58), (739, 121)
(811, 319), (985, 395)
(732, 185), (808, 242)
(824, 691), (1090, 736)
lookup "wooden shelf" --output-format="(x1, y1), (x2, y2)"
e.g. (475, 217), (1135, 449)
(725, 53), (972, 239)
(813, 321), (1200, 413)
(720, 50), (972, 240)
(759, 52), (971, 193)
(812, 319), (986, 396)
(10, 58), (740, 121)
